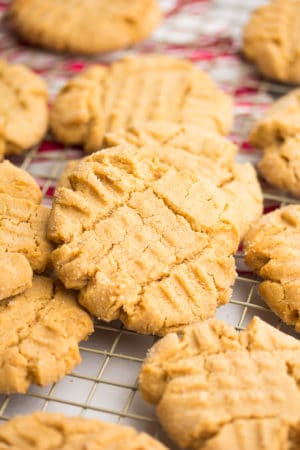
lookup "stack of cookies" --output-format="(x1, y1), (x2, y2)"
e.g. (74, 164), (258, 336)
(0, 0), (299, 449)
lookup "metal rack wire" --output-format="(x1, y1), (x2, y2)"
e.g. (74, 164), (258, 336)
(0, 0), (298, 447)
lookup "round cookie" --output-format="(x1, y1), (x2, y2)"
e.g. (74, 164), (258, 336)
(258, 137), (300, 198)
(48, 144), (239, 335)
(244, 205), (300, 332)
(250, 88), (300, 149)
(9, 0), (162, 54)
(0, 60), (49, 157)
(0, 412), (167, 449)
(104, 122), (263, 239)
(243, 0), (300, 83)
(0, 160), (53, 300)
(50, 55), (233, 153)
(250, 89), (300, 197)
(0, 276), (93, 394)
(139, 317), (300, 450)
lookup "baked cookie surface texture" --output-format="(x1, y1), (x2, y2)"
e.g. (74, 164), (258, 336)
(9, 0), (162, 54)
(0, 252), (32, 304)
(0, 276), (93, 394)
(250, 89), (300, 197)
(50, 56), (233, 152)
(0, 412), (167, 449)
(0, 59), (49, 157)
(104, 122), (263, 239)
(250, 88), (300, 149)
(243, 0), (300, 83)
(244, 205), (300, 332)
(0, 160), (53, 300)
(48, 144), (239, 335)
(139, 317), (300, 450)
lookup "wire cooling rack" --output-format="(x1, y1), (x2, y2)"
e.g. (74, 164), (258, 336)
(0, 0), (299, 447)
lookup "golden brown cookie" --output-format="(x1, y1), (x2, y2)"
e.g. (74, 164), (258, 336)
(250, 89), (300, 197)
(258, 137), (300, 198)
(243, 0), (300, 83)
(0, 276), (93, 394)
(244, 205), (300, 332)
(104, 122), (263, 239)
(0, 160), (53, 300)
(250, 89), (300, 149)
(139, 317), (300, 450)
(0, 60), (49, 157)
(48, 145), (239, 335)
(9, 0), (162, 55)
(50, 56), (233, 153)
(0, 412), (167, 449)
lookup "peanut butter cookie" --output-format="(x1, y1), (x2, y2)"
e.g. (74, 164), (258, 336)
(258, 137), (300, 198)
(250, 89), (300, 197)
(104, 122), (263, 239)
(0, 161), (53, 300)
(139, 317), (300, 450)
(0, 412), (167, 449)
(9, 0), (162, 55)
(250, 89), (300, 149)
(0, 60), (49, 157)
(243, 0), (300, 83)
(244, 205), (300, 332)
(48, 145), (239, 335)
(50, 56), (233, 153)
(0, 276), (93, 394)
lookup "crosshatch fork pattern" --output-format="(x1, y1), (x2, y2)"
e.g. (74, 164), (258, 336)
(0, 0), (299, 447)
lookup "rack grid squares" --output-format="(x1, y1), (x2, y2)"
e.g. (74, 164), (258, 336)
(0, 0), (299, 447)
